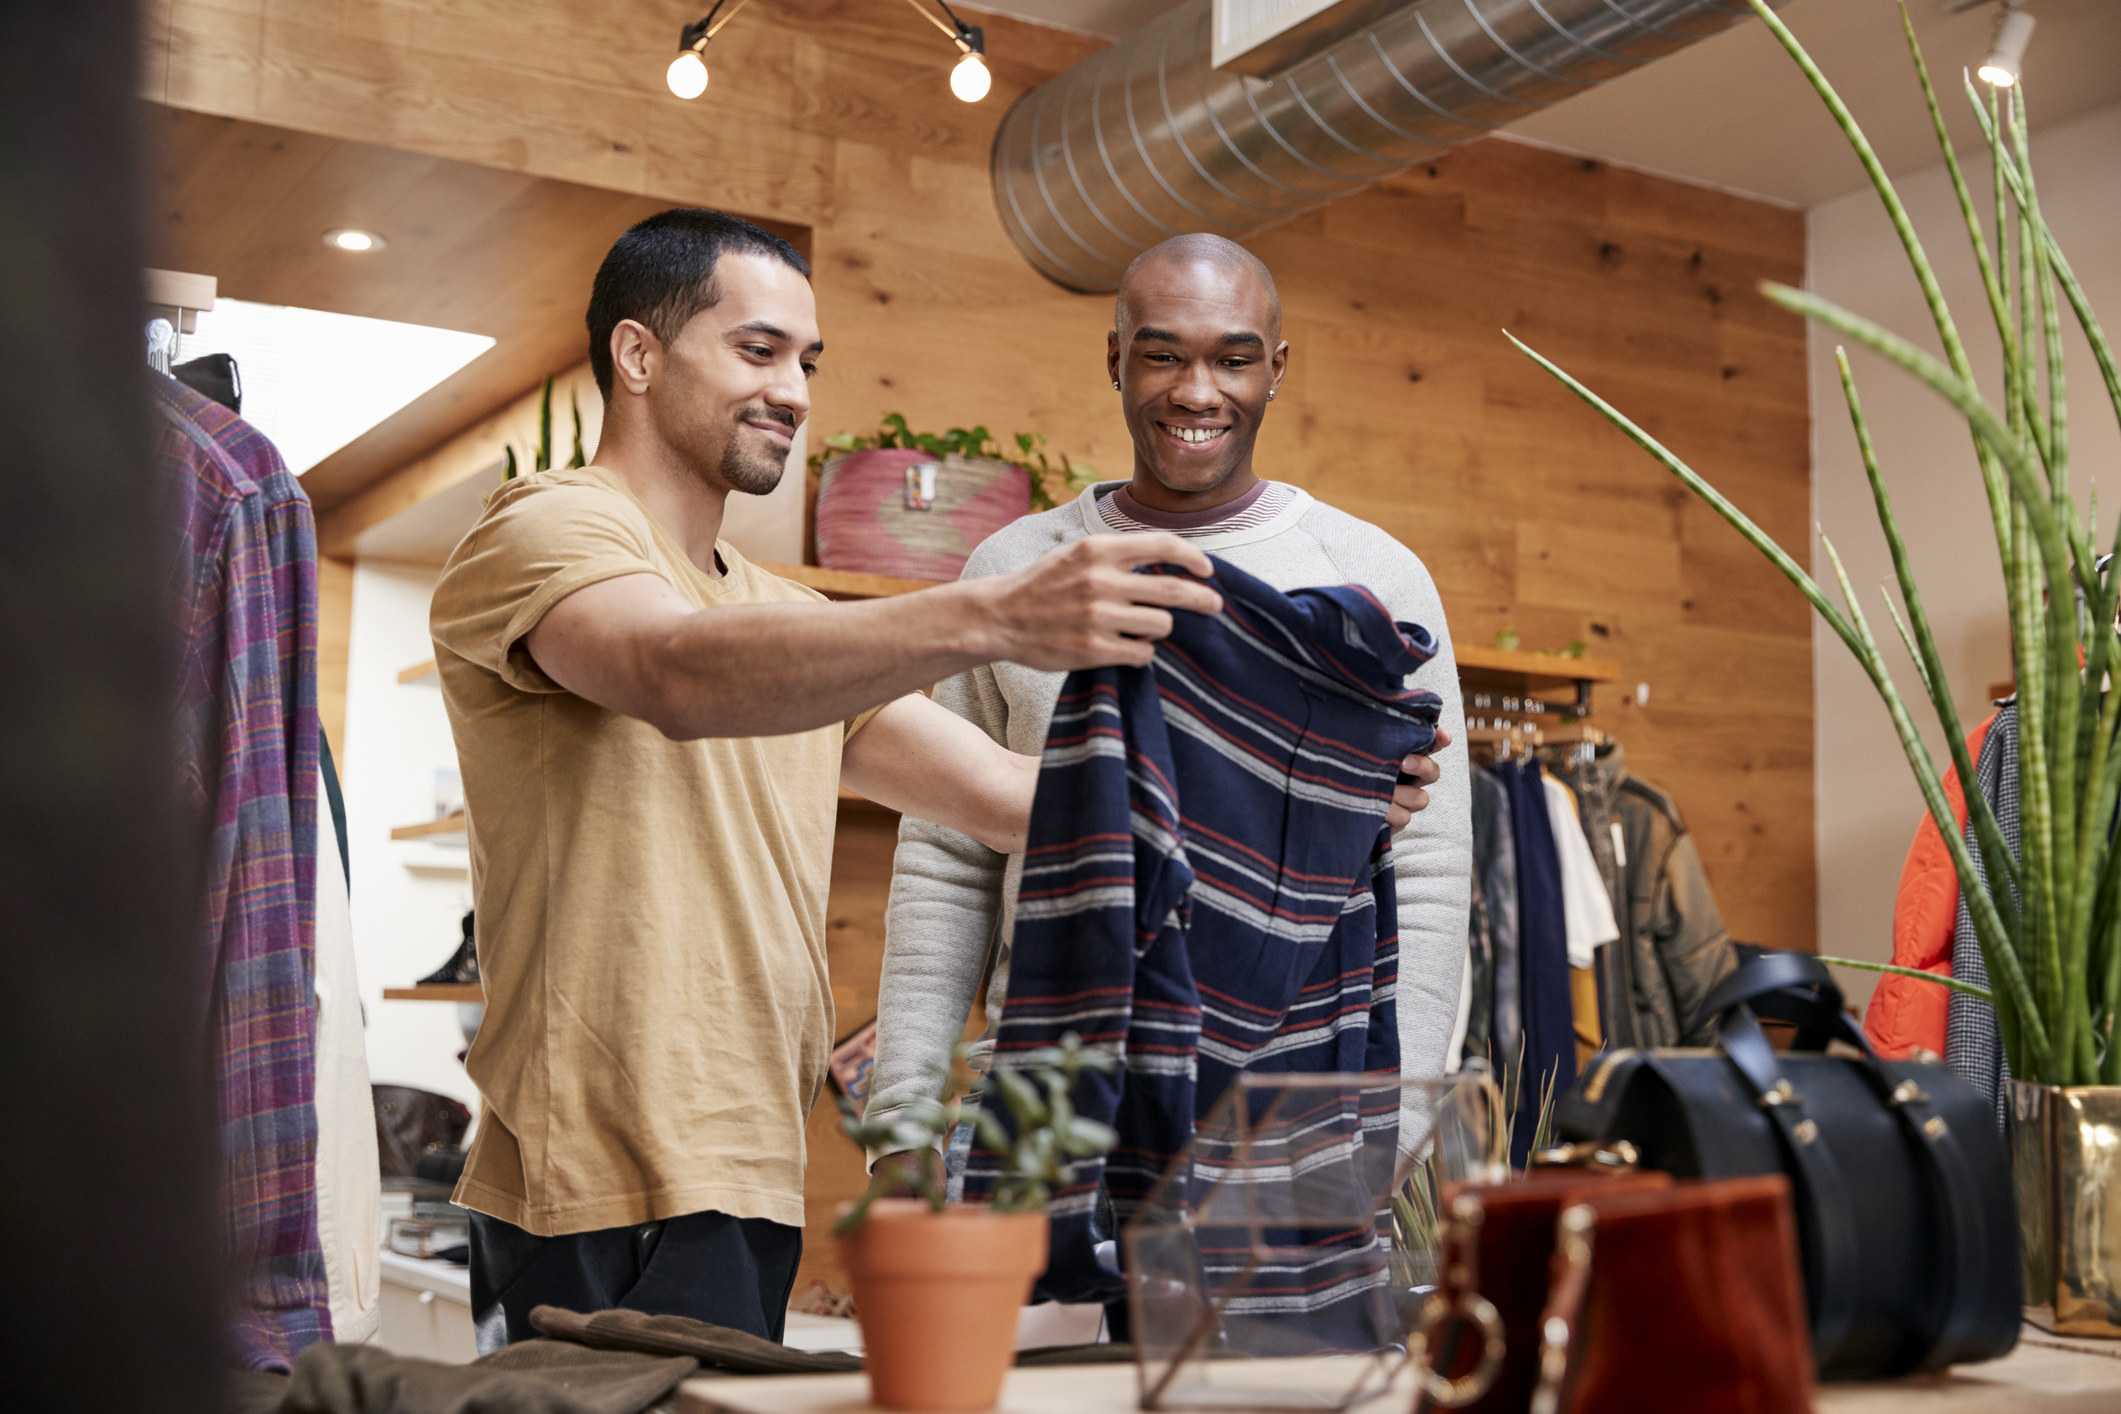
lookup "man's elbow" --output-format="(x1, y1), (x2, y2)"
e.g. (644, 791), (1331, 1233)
(634, 681), (706, 741)
(964, 816), (1025, 858)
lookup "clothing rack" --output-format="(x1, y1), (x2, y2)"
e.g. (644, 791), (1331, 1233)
(1455, 645), (1622, 763)
(1465, 720), (1611, 762)
(144, 267), (216, 373)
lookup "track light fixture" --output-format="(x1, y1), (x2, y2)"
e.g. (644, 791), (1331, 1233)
(900, 0), (989, 104)
(666, 0), (756, 99)
(1978, 1), (2036, 88)
(664, 0), (989, 103)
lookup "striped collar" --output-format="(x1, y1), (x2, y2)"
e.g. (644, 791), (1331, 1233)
(1073, 479), (1312, 550)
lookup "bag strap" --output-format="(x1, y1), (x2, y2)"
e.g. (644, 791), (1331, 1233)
(1839, 1061), (1997, 1368)
(1714, 1003), (1862, 1364)
(1528, 1204), (1596, 1414)
(1694, 950), (1874, 1055)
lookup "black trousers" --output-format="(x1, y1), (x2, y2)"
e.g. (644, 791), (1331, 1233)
(470, 1208), (802, 1347)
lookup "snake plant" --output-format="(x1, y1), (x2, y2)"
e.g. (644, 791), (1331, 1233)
(1510, 1), (2121, 1085)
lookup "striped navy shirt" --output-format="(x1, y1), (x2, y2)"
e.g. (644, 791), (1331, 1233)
(963, 556), (1442, 1322)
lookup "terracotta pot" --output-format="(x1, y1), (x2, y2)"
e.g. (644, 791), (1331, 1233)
(838, 1200), (1049, 1411)
(813, 449), (1031, 581)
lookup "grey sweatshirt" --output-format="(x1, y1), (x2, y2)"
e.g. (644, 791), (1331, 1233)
(866, 483), (1473, 1157)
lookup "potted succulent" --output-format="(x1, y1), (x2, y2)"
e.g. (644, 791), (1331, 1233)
(1511, 1), (2121, 1334)
(835, 1035), (1117, 1412)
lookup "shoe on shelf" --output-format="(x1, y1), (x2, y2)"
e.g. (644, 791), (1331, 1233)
(417, 910), (479, 986)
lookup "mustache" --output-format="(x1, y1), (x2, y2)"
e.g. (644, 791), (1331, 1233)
(738, 404), (797, 432)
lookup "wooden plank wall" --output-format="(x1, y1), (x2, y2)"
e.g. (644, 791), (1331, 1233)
(147, 0), (1813, 1290)
(318, 554), (353, 765)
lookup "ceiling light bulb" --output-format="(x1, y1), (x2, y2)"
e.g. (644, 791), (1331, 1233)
(1978, 8), (2036, 87)
(950, 51), (991, 103)
(667, 49), (709, 99)
(323, 228), (385, 252)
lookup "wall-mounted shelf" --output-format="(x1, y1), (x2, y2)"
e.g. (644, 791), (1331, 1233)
(760, 563), (941, 600)
(1455, 644), (1619, 686)
(1456, 645), (1620, 717)
(399, 660), (439, 684)
(838, 787), (898, 816)
(392, 812), (466, 846)
(382, 983), (484, 1003)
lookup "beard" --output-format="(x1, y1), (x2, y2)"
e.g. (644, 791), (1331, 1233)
(716, 403), (795, 496)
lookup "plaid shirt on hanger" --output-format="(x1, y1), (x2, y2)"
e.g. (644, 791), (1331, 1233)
(156, 374), (330, 1370)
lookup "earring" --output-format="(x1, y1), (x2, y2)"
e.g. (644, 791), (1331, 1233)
(1112, 380), (1121, 390)
(1267, 389), (1277, 400)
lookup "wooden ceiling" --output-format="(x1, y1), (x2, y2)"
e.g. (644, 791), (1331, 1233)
(143, 105), (807, 514)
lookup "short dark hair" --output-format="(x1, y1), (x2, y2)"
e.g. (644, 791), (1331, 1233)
(585, 209), (810, 399)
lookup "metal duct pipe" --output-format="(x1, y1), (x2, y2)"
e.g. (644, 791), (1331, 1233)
(991, 0), (1766, 292)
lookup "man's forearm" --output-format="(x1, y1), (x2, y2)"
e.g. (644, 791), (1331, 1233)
(868, 819), (1007, 1160)
(523, 532), (1223, 741)
(648, 586), (996, 739)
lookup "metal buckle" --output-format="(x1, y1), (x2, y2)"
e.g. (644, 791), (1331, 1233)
(1408, 1193), (1507, 1408)
(1529, 1139), (1640, 1171)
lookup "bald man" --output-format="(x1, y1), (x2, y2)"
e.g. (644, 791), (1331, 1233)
(867, 234), (1471, 1195)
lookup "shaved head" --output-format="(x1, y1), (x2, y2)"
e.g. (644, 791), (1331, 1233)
(1104, 232), (1289, 511)
(1115, 233), (1281, 339)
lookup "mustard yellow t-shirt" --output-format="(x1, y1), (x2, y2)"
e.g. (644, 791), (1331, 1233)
(430, 465), (855, 1236)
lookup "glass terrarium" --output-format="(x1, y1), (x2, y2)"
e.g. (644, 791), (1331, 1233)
(1125, 1070), (1506, 1411)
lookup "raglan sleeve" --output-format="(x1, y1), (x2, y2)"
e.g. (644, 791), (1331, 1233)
(865, 660), (1017, 1161)
(1373, 552), (1475, 1124)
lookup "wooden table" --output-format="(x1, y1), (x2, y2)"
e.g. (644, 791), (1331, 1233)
(676, 1329), (2121, 1414)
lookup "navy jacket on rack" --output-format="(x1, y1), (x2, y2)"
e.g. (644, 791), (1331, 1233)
(1495, 758), (1575, 1167)
(962, 556), (1442, 1315)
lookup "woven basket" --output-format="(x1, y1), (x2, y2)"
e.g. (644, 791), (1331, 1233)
(814, 448), (1031, 581)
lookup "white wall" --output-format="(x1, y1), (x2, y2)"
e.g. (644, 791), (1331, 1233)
(1809, 101), (2121, 1009)
(345, 560), (481, 1109)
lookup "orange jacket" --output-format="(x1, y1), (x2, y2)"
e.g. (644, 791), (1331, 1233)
(1862, 712), (1998, 1059)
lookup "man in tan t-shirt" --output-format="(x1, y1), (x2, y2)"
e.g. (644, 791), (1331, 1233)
(430, 209), (1224, 1347)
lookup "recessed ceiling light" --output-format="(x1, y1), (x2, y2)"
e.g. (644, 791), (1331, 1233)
(323, 228), (387, 253)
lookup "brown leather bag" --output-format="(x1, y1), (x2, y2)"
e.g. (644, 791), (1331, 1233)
(371, 1084), (471, 1179)
(1419, 1173), (1812, 1414)
(1419, 1169), (1673, 1414)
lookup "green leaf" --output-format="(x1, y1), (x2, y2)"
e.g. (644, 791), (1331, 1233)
(1505, 329), (2052, 1075)
(537, 375), (554, 475)
(1065, 1117), (1118, 1154)
(1817, 955), (1994, 1003)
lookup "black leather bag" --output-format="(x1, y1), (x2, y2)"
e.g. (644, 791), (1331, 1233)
(1553, 952), (2019, 1378)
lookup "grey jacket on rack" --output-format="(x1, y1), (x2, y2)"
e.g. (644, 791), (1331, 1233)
(1551, 745), (1736, 1047)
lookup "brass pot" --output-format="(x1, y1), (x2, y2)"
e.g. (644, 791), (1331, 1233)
(2007, 1078), (2121, 1336)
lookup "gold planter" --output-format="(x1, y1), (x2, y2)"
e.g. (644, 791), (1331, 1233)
(2007, 1079), (2121, 1336)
